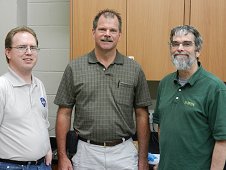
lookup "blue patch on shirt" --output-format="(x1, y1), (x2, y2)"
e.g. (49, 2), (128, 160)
(40, 97), (46, 107)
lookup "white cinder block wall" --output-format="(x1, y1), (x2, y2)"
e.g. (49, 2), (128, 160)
(0, 0), (18, 74)
(29, 0), (70, 136)
(0, 0), (70, 136)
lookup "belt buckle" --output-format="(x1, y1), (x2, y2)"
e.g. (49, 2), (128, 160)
(27, 160), (37, 165)
(103, 141), (112, 147)
(103, 140), (116, 147)
(27, 161), (33, 165)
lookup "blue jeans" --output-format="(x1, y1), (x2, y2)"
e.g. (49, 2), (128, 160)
(0, 162), (51, 170)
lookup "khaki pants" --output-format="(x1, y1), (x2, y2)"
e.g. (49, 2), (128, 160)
(72, 138), (138, 170)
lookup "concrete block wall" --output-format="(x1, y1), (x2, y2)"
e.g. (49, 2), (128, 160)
(28, 0), (70, 136)
(0, 0), (70, 136)
(0, 0), (18, 74)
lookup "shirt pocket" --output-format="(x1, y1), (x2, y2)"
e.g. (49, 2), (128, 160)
(116, 81), (134, 106)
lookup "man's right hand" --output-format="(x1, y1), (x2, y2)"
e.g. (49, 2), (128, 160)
(57, 156), (73, 170)
(153, 163), (158, 170)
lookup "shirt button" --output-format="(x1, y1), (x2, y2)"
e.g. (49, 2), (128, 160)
(176, 97), (179, 100)
(179, 89), (181, 91)
(103, 68), (106, 71)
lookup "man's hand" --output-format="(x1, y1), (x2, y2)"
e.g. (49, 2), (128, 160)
(45, 149), (52, 165)
(58, 155), (73, 170)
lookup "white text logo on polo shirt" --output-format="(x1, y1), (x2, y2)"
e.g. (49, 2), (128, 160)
(40, 97), (46, 107)
(184, 100), (195, 107)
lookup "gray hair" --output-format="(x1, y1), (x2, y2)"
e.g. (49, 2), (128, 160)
(170, 25), (203, 52)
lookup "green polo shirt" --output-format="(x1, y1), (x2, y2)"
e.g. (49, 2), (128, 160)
(153, 63), (226, 170)
(54, 50), (151, 142)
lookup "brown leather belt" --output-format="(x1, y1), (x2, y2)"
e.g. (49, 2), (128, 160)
(0, 157), (45, 165)
(78, 136), (130, 147)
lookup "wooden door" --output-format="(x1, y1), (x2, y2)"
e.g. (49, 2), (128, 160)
(127, 0), (185, 80)
(70, 0), (127, 59)
(190, 0), (226, 81)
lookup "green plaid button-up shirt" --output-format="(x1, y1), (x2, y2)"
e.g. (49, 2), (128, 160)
(54, 50), (151, 142)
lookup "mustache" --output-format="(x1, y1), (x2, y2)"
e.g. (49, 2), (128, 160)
(173, 53), (189, 58)
(101, 37), (113, 42)
(174, 52), (188, 55)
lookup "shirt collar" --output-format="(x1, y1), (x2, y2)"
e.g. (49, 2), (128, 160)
(173, 62), (203, 86)
(187, 62), (203, 86)
(4, 67), (37, 87)
(88, 49), (124, 65)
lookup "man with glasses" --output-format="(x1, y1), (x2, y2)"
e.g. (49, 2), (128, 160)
(0, 26), (52, 170)
(153, 25), (226, 170)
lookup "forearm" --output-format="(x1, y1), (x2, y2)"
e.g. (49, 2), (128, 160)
(211, 140), (226, 170)
(136, 107), (150, 161)
(158, 126), (160, 140)
(56, 107), (72, 159)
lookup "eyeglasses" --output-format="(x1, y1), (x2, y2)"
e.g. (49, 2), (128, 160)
(9, 45), (40, 53)
(170, 41), (194, 48)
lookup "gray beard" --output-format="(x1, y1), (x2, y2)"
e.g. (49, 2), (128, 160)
(172, 55), (196, 70)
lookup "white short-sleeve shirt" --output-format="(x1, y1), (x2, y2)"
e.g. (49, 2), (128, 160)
(0, 68), (50, 161)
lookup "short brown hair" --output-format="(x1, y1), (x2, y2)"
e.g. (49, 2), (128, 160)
(5, 26), (38, 63)
(93, 9), (122, 32)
